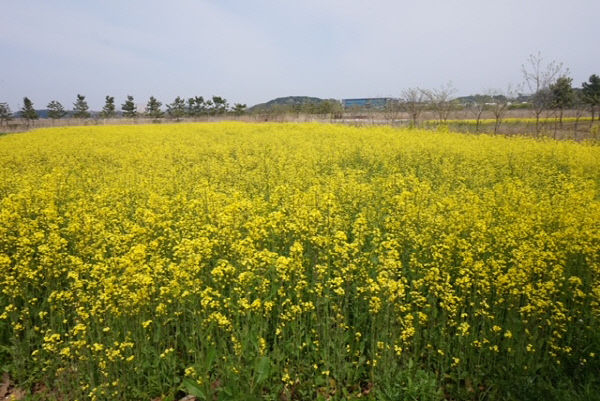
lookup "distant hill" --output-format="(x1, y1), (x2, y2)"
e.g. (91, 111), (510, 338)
(248, 96), (330, 112)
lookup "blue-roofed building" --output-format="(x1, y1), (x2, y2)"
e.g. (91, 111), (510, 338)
(342, 98), (391, 110)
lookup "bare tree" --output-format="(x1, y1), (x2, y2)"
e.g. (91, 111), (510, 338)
(383, 98), (402, 124)
(521, 52), (567, 135)
(488, 86), (516, 135)
(420, 82), (457, 123)
(466, 94), (490, 132)
(400, 88), (425, 127)
(571, 90), (587, 139)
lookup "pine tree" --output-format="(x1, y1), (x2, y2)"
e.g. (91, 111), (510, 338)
(582, 74), (600, 124)
(167, 96), (186, 120)
(20, 97), (38, 123)
(187, 96), (205, 117)
(212, 96), (229, 115)
(186, 98), (196, 117)
(0, 103), (12, 126)
(47, 100), (67, 120)
(101, 96), (116, 118)
(232, 103), (247, 116)
(194, 96), (206, 115)
(145, 96), (164, 120)
(121, 95), (137, 118)
(205, 99), (214, 115)
(73, 94), (90, 119)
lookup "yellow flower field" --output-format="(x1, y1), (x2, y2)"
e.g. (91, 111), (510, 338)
(434, 117), (593, 125)
(1, 123), (599, 400)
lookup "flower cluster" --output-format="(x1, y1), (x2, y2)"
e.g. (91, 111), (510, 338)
(0, 122), (599, 400)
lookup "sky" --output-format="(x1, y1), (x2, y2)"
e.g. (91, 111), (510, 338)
(1, 0), (599, 110)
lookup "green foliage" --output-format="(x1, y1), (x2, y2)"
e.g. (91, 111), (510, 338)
(249, 97), (343, 117)
(307, 99), (343, 116)
(550, 76), (575, 111)
(232, 103), (246, 116)
(72, 94), (90, 119)
(182, 377), (207, 399)
(582, 74), (600, 122)
(254, 356), (272, 386)
(0, 103), (12, 124)
(248, 96), (328, 113)
(167, 96), (186, 120)
(121, 95), (137, 118)
(582, 74), (600, 107)
(375, 360), (441, 401)
(186, 96), (205, 117)
(145, 96), (164, 120)
(47, 100), (67, 120)
(211, 96), (228, 115)
(101, 96), (116, 119)
(20, 97), (38, 121)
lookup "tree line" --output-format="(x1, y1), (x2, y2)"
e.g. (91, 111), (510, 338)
(0, 95), (248, 126)
(383, 54), (599, 135)
(1, 54), (599, 131)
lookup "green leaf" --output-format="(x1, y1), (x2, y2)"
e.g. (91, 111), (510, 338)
(182, 377), (207, 400)
(255, 356), (271, 385)
(205, 347), (216, 369)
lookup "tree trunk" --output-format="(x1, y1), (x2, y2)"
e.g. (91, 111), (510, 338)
(559, 108), (563, 128)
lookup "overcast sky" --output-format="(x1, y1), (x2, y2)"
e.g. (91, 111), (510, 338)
(1, 0), (599, 110)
